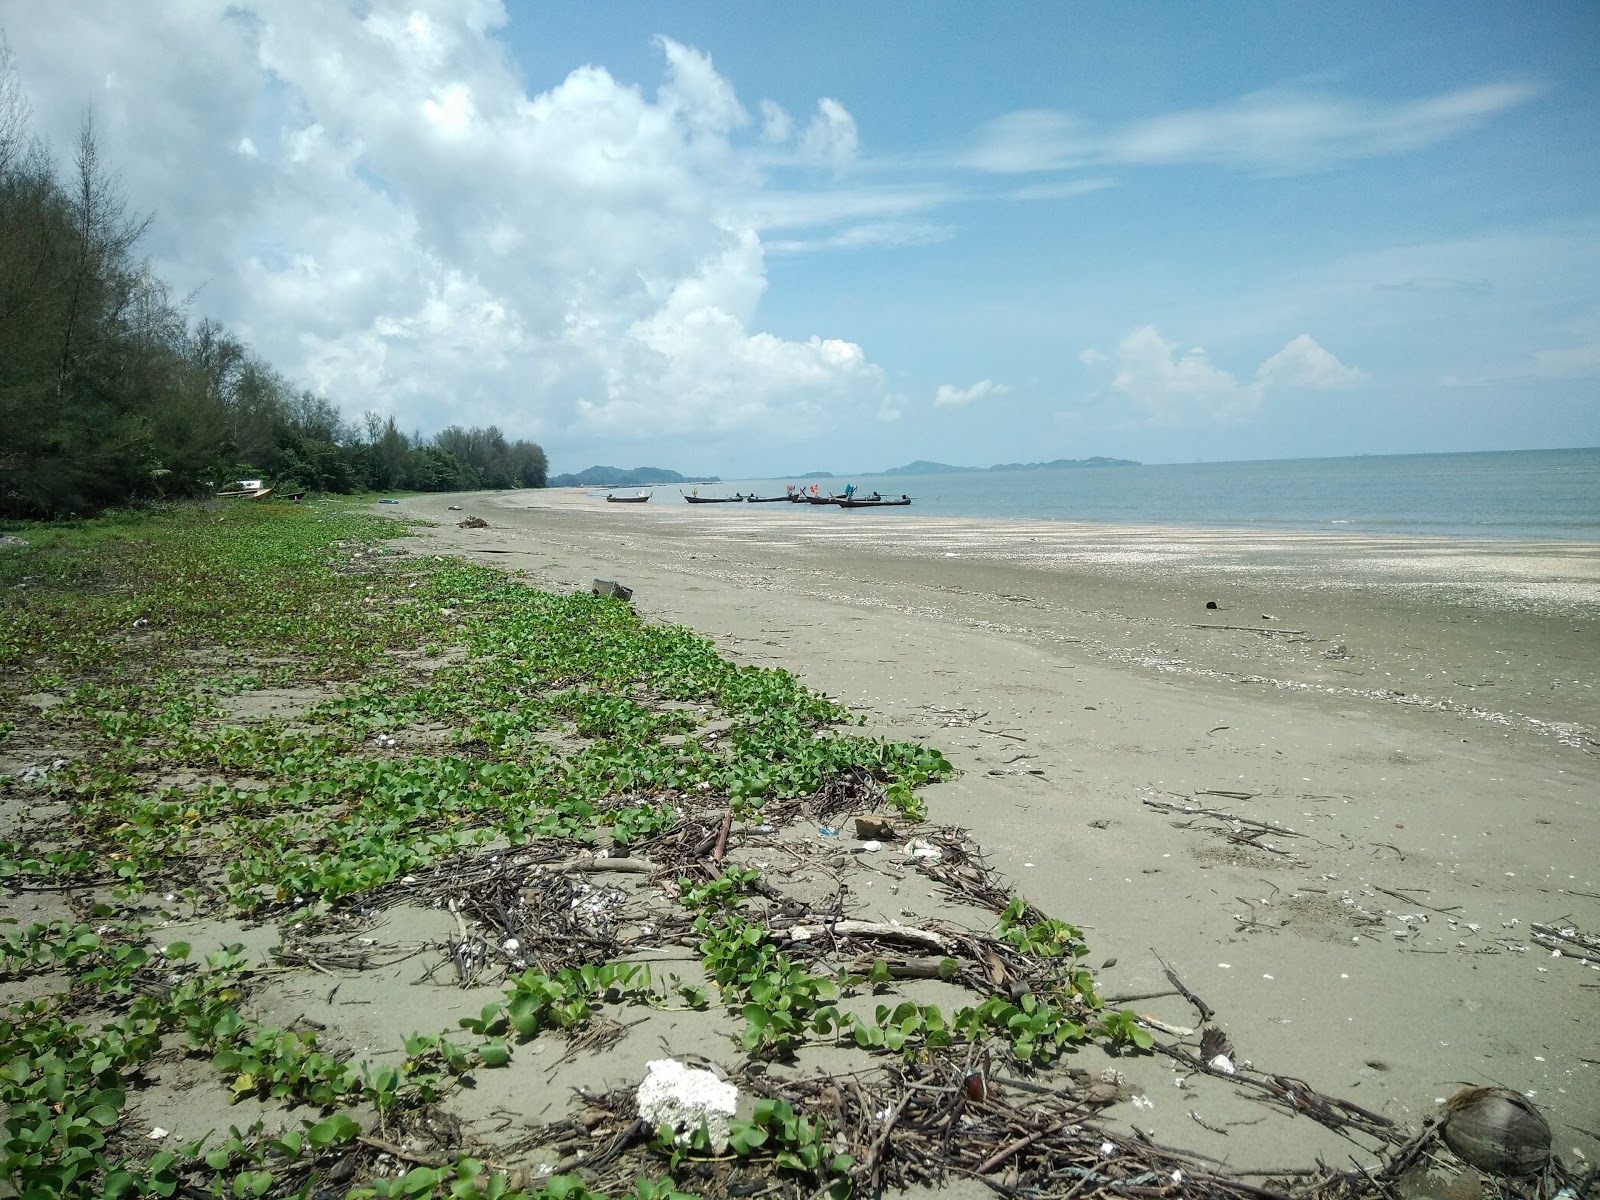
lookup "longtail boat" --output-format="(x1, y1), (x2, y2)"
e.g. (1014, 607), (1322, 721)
(606, 493), (650, 503)
(838, 495), (911, 508)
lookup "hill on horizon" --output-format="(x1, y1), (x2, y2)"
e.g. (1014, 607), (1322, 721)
(547, 465), (720, 487)
(880, 456), (1139, 474)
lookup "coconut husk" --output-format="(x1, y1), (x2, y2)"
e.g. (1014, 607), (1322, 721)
(1440, 1085), (1550, 1176)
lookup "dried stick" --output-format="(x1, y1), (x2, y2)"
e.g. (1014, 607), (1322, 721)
(710, 809), (733, 864)
(1151, 949), (1215, 1023)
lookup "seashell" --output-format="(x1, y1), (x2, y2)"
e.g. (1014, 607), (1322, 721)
(1440, 1086), (1550, 1176)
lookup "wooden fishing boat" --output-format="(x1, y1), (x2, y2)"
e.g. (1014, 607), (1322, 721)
(803, 494), (840, 505)
(606, 493), (650, 503)
(838, 494), (911, 508)
(683, 493), (745, 503)
(745, 495), (792, 503)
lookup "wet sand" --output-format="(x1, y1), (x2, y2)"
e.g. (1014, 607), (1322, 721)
(403, 487), (1600, 1169)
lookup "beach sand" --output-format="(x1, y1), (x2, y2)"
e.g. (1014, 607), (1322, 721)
(398, 487), (1600, 1172)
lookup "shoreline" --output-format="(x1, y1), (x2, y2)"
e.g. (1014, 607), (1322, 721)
(405, 488), (1600, 1168)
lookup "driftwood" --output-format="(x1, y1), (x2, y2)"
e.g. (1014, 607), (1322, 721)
(1190, 623), (1308, 635)
(1531, 922), (1599, 960)
(846, 954), (960, 980)
(545, 856), (655, 875)
(785, 919), (951, 952)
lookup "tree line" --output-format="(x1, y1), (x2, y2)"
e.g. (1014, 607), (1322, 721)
(0, 38), (545, 519)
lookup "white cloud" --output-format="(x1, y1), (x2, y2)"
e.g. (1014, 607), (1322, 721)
(1085, 327), (1362, 425)
(3, 2), (888, 448)
(933, 379), (1008, 409)
(766, 220), (955, 255)
(966, 82), (1541, 175)
(1443, 315), (1600, 385)
(800, 97), (858, 173)
(758, 98), (791, 143)
(1005, 177), (1114, 201)
(1255, 333), (1367, 389)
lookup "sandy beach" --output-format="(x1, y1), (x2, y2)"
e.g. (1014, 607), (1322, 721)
(398, 487), (1600, 1171)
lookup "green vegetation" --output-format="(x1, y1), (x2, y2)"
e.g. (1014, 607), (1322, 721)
(0, 499), (959, 1196)
(0, 498), (1150, 1197)
(0, 41), (544, 518)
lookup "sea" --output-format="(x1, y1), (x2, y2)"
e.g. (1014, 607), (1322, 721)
(718, 447), (1600, 542)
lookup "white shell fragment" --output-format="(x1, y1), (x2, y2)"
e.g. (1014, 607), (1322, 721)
(636, 1059), (738, 1153)
(1208, 1055), (1236, 1076)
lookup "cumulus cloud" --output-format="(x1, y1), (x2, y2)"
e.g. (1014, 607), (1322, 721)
(1255, 333), (1367, 389)
(933, 379), (1009, 409)
(966, 82), (1540, 175)
(1084, 327), (1361, 425)
(2, 1), (885, 447)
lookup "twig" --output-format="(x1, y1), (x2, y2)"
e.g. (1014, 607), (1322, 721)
(710, 809), (733, 864)
(975, 1119), (1072, 1174)
(1369, 885), (1460, 915)
(1190, 623), (1308, 635)
(1150, 949), (1214, 1023)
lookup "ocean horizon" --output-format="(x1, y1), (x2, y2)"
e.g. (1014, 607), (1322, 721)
(691, 446), (1600, 542)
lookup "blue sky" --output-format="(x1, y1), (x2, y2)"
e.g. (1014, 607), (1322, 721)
(5, 2), (1598, 473)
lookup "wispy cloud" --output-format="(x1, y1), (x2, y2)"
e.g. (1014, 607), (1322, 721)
(766, 220), (956, 255)
(1004, 176), (1115, 202)
(934, 379), (1009, 409)
(964, 82), (1542, 175)
(1443, 315), (1600, 385)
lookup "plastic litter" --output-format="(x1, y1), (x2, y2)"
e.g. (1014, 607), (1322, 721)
(635, 1059), (738, 1153)
(860, 840), (883, 852)
(903, 838), (942, 862)
(1208, 1054), (1236, 1075)
(817, 826), (838, 837)
(591, 579), (633, 601)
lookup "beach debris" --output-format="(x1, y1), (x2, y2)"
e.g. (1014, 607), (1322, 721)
(817, 825), (838, 837)
(860, 840), (883, 852)
(1199, 1026), (1234, 1062)
(1205, 600), (1218, 609)
(1151, 949), (1216, 1023)
(709, 808), (733, 863)
(903, 838), (942, 862)
(1440, 1086), (1550, 1176)
(591, 578), (633, 600)
(20, 758), (70, 784)
(855, 815), (897, 840)
(1530, 921), (1599, 963)
(0, 535), (26, 550)
(635, 1059), (738, 1153)
(786, 918), (950, 953)
(1137, 1014), (1193, 1038)
(378, 498), (401, 504)
(447, 504), (463, 510)
(1207, 1054), (1237, 1076)
(457, 515), (490, 528)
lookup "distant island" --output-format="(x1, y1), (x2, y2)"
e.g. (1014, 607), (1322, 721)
(880, 456), (1139, 475)
(548, 465), (720, 487)
(797, 470), (835, 479)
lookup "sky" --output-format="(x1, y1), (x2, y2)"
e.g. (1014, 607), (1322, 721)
(4, 2), (1598, 476)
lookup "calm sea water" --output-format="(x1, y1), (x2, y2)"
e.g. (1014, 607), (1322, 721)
(720, 448), (1600, 541)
